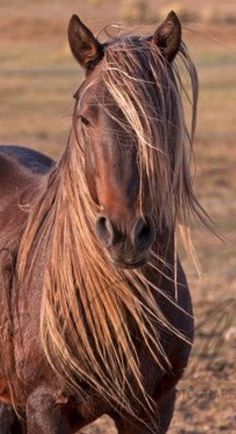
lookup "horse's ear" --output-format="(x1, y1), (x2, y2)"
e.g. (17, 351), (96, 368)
(68, 15), (103, 69)
(152, 11), (181, 62)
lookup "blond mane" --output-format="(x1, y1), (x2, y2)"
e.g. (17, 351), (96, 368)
(17, 35), (206, 427)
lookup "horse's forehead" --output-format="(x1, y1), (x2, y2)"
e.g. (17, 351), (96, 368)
(79, 80), (122, 124)
(78, 71), (108, 107)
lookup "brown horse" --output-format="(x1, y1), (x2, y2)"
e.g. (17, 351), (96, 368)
(0, 11), (205, 433)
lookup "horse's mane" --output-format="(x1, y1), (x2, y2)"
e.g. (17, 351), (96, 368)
(17, 35), (207, 426)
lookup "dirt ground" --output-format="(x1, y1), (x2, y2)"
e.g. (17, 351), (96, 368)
(0, 1), (235, 433)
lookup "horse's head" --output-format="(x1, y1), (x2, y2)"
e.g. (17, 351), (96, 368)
(68, 12), (194, 269)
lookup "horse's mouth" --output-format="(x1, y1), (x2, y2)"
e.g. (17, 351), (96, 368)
(111, 257), (148, 269)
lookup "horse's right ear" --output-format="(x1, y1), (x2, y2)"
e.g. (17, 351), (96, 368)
(68, 15), (104, 69)
(152, 11), (181, 62)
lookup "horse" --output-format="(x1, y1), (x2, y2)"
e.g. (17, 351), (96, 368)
(0, 11), (205, 433)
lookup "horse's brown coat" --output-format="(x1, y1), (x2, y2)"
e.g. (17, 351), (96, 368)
(0, 11), (204, 434)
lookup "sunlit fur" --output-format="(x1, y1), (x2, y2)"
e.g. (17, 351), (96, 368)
(17, 35), (207, 427)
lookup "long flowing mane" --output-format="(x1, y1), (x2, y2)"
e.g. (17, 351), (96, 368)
(17, 34), (206, 426)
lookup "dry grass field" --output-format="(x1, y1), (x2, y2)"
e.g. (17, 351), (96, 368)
(0, 1), (235, 433)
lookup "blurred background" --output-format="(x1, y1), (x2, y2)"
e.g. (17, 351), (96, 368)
(0, 1), (235, 432)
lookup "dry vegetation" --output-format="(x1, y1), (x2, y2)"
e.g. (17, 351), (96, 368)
(0, 1), (235, 433)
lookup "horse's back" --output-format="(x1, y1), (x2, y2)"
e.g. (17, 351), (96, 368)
(0, 145), (54, 201)
(0, 145), (54, 175)
(0, 145), (54, 247)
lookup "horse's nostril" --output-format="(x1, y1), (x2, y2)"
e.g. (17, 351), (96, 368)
(138, 220), (150, 240)
(132, 216), (155, 249)
(96, 215), (117, 248)
(96, 216), (108, 237)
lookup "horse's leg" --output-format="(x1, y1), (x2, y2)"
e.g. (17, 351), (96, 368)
(0, 404), (23, 434)
(115, 423), (154, 434)
(26, 386), (70, 434)
(156, 389), (176, 433)
(114, 390), (176, 434)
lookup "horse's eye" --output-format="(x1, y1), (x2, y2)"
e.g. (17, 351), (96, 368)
(80, 115), (90, 127)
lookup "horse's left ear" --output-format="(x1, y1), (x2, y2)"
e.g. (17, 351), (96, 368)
(68, 15), (104, 69)
(152, 11), (181, 62)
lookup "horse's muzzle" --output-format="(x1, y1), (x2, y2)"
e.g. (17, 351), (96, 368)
(96, 214), (155, 268)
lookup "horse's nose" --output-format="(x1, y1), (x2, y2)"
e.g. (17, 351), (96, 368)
(96, 214), (155, 250)
(96, 215), (121, 248)
(131, 216), (155, 250)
